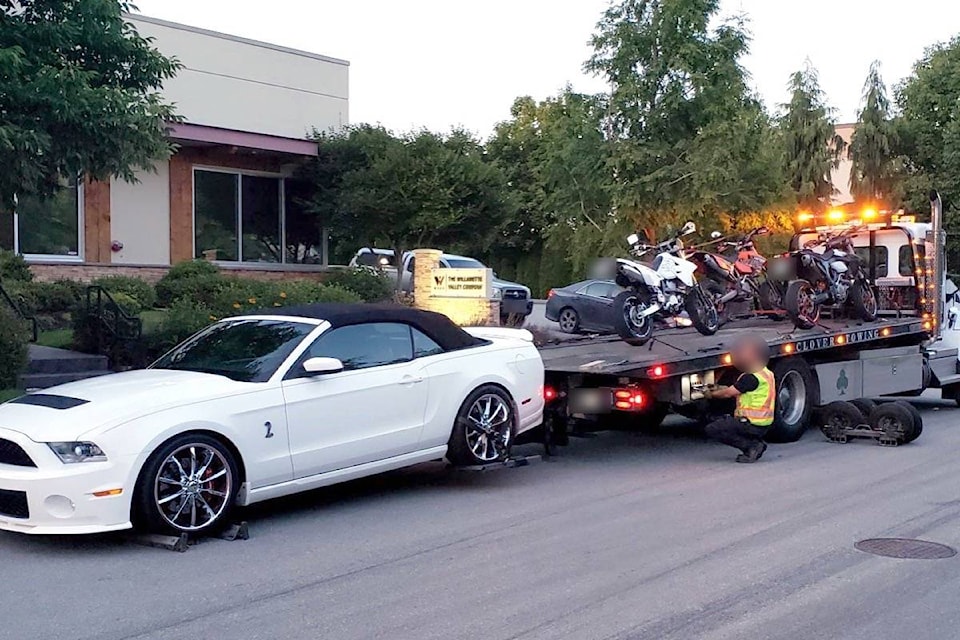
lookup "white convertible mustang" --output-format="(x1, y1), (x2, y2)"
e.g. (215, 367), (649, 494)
(0, 304), (545, 535)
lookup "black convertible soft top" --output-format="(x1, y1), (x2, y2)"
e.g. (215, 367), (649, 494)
(252, 303), (485, 352)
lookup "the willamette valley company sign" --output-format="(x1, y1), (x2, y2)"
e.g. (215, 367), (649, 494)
(430, 268), (493, 298)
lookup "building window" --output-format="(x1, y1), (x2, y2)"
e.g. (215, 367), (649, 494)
(194, 168), (324, 265)
(1, 180), (82, 259)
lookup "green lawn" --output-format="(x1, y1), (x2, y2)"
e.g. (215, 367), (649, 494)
(36, 328), (74, 350)
(0, 389), (21, 403)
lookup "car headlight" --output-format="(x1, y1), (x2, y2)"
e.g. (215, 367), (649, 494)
(492, 288), (503, 299)
(47, 442), (107, 464)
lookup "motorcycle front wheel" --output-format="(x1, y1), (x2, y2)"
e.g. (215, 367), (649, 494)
(613, 290), (655, 346)
(685, 287), (720, 336)
(785, 280), (821, 330)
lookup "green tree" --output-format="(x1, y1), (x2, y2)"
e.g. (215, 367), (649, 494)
(780, 64), (845, 210)
(303, 127), (514, 284)
(585, 0), (787, 235)
(486, 90), (612, 287)
(849, 61), (899, 203)
(895, 36), (960, 266)
(0, 0), (180, 210)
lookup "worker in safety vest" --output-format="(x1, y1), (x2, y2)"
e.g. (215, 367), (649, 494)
(703, 334), (776, 463)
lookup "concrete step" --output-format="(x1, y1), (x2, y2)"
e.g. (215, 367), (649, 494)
(26, 345), (109, 375)
(18, 370), (112, 391)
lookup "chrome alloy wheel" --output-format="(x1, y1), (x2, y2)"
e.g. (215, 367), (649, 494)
(154, 444), (232, 532)
(466, 394), (513, 462)
(777, 370), (806, 427)
(558, 308), (579, 333)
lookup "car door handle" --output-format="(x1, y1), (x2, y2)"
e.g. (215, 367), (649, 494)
(399, 375), (424, 386)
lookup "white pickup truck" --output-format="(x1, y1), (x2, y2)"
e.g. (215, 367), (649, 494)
(350, 248), (534, 325)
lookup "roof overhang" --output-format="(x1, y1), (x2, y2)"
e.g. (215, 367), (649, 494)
(167, 123), (318, 157)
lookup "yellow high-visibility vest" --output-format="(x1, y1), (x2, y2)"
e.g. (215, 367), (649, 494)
(735, 367), (776, 426)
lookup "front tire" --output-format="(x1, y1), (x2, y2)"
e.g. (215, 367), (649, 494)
(758, 281), (785, 321)
(447, 385), (516, 466)
(850, 279), (878, 322)
(613, 290), (654, 346)
(133, 433), (239, 535)
(766, 357), (816, 443)
(685, 287), (720, 336)
(785, 280), (821, 330)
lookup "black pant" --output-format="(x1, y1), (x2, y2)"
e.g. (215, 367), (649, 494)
(705, 415), (767, 453)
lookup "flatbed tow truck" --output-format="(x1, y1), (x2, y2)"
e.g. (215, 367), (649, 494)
(538, 194), (960, 445)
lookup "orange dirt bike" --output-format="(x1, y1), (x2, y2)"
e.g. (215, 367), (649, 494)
(686, 227), (785, 322)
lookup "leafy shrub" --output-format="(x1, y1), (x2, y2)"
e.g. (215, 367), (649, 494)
(164, 259), (220, 281)
(323, 268), (394, 302)
(208, 280), (362, 319)
(2, 280), (82, 315)
(145, 300), (215, 358)
(0, 308), (29, 388)
(0, 250), (32, 282)
(109, 292), (142, 316)
(155, 260), (223, 307)
(93, 275), (157, 309)
(156, 273), (228, 307)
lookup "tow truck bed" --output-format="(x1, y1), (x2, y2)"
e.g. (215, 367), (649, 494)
(539, 316), (928, 380)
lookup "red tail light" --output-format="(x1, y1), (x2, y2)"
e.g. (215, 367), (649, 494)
(547, 289), (556, 299)
(544, 385), (558, 402)
(647, 365), (666, 378)
(613, 388), (646, 411)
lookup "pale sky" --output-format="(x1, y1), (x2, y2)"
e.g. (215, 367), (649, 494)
(133, 0), (960, 136)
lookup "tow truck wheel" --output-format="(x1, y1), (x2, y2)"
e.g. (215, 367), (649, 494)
(819, 401), (864, 441)
(766, 357), (816, 443)
(891, 400), (923, 443)
(849, 398), (877, 422)
(869, 403), (917, 444)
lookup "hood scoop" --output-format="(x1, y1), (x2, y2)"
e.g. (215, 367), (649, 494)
(11, 394), (89, 410)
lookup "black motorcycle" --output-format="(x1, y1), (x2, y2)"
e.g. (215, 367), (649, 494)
(782, 226), (878, 329)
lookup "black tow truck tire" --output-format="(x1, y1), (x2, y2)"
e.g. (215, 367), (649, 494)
(766, 357), (817, 443)
(848, 398), (877, 422)
(891, 400), (923, 443)
(868, 403), (918, 444)
(819, 401), (864, 441)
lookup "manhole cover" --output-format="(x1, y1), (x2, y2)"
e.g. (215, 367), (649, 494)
(855, 538), (957, 559)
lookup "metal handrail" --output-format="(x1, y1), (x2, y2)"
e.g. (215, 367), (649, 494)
(85, 285), (143, 354)
(0, 280), (38, 342)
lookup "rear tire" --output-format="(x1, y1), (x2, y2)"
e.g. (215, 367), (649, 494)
(557, 307), (581, 334)
(785, 280), (821, 330)
(447, 385), (516, 466)
(891, 400), (923, 443)
(766, 357), (816, 443)
(850, 279), (878, 322)
(685, 288), (720, 336)
(613, 290), (654, 346)
(758, 281), (785, 321)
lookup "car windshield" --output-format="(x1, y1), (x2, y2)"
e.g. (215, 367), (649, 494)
(151, 319), (314, 382)
(358, 252), (395, 267)
(445, 258), (485, 269)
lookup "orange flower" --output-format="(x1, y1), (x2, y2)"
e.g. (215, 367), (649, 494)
(248, 297), (257, 304)
(279, 292), (287, 299)
(232, 302), (241, 309)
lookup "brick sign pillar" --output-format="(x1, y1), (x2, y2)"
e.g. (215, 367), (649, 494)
(412, 248), (500, 326)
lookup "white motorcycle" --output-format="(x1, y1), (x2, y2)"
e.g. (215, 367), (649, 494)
(612, 221), (720, 346)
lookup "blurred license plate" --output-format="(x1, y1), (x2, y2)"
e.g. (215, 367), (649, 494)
(569, 389), (612, 414)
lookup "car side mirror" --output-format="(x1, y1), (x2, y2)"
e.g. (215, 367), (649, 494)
(303, 357), (344, 375)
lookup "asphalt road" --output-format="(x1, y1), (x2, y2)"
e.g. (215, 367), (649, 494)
(4, 395), (960, 640)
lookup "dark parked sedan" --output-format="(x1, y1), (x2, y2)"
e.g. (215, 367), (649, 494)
(544, 279), (623, 334)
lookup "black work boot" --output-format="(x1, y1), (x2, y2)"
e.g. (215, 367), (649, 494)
(735, 442), (767, 463)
